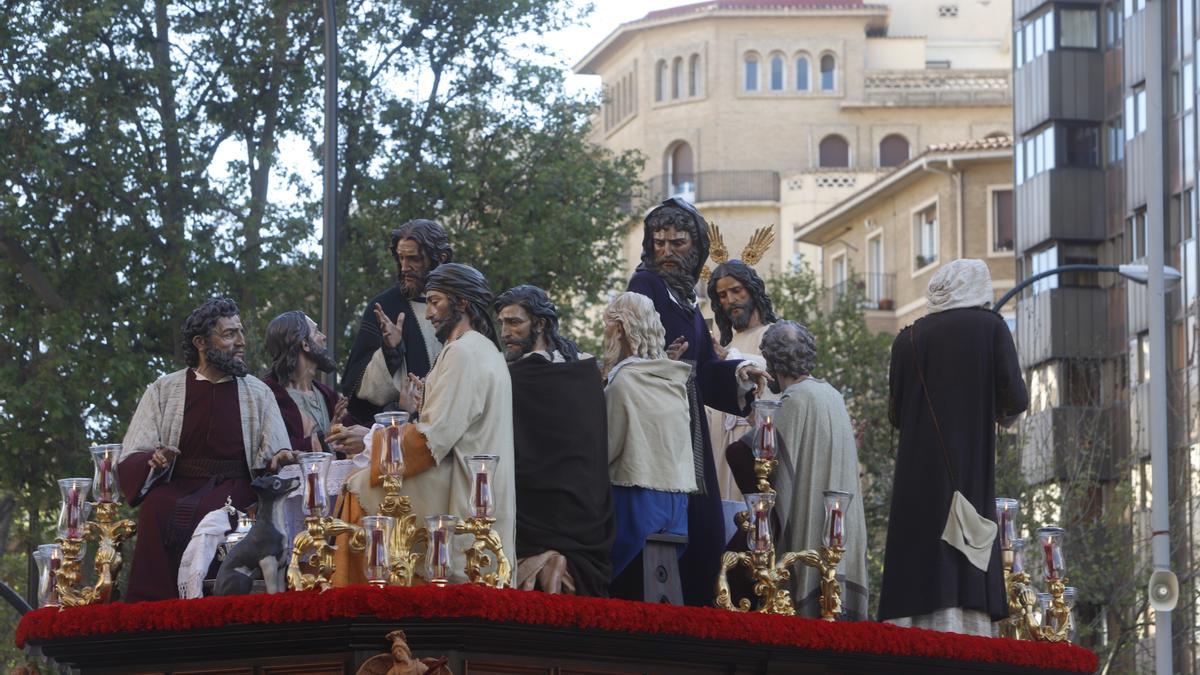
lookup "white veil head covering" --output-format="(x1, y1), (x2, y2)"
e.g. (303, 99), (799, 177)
(925, 259), (994, 314)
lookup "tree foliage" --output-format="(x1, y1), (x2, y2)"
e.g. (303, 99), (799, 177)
(0, 0), (639, 661)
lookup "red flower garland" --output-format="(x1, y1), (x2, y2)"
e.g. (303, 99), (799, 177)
(16, 585), (1097, 673)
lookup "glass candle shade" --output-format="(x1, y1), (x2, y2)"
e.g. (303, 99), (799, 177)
(823, 490), (854, 549)
(1010, 538), (1026, 575)
(1036, 592), (1053, 627)
(466, 454), (499, 519)
(425, 514), (458, 586)
(743, 493), (776, 553)
(362, 515), (395, 587)
(995, 497), (1019, 551)
(90, 444), (122, 504)
(373, 412), (409, 479)
(750, 400), (783, 461)
(34, 543), (62, 607)
(298, 452), (333, 517)
(1036, 526), (1066, 581)
(1063, 586), (1078, 640)
(57, 477), (93, 539)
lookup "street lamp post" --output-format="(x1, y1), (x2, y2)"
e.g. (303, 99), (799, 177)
(320, 0), (338, 388)
(997, 258), (1182, 673)
(992, 264), (1181, 312)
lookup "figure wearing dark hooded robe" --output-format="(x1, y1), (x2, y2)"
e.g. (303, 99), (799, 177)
(626, 197), (757, 607)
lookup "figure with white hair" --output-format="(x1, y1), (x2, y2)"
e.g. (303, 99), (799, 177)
(878, 259), (1028, 635)
(601, 292), (695, 599)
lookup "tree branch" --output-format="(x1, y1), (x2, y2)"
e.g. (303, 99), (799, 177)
(0, 233), (66, 311)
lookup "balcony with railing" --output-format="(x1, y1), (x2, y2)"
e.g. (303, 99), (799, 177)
(645, 171), (781, 205)
(855, 69), (1011, 108)
(826, 273), (896, 312)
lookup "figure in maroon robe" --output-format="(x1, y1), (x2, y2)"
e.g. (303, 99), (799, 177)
(119, 298), (290, 602)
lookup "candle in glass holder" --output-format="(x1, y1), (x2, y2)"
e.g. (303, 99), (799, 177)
(373, 412), (409, 479)
(90, 444), (122, 504)
(1036, 526), (1066, 580)
(995, 498), (1018, 551)
(751, 400), (782, 461)
(362, 515), (394, 587)
(743, 493), (775, 553)
(34, 544), (62, 607)
(1063, 586), (1078, 640)
(1010, 538), (1026, 575)
(823, 490), (854, 549)
(57, 477), (93, 540)
(1036, 592), (1053, 627)
(425, 514), (458, 586)
(297, 452), (332, 517)
(466, 455), (499, 519)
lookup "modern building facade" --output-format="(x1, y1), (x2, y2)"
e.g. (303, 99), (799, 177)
(575, 0), (1014, 277)
(1013, 0), (1200, 669)
(795, 137), (1015, 334)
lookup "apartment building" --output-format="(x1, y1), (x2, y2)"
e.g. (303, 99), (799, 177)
(1013, 0), (1200, 668)
(795, 137), (1015, 333)
(574, 0), (1014, 277)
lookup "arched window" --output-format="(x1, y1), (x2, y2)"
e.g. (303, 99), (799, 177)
(820, 54), (836, 91)
(795, 54), (810, 91)
(672, 56), (684, 99)
(689, 53), (700, 97)
(819, 135), (850, 168)
(666, 141), (695, 199)
(744, 53), (759, 91)
(655, 60), (667, 102)
(770, 55), (784, 91)
(879, 134), (910, 167)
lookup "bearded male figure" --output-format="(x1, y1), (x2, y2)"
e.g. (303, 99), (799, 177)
(119, 297), (291, 602)
(627, 197), (768, 607)
(262, 311), (361, 456)
(495, 285), (613, 596)
(602, 292), (695, 600)
(335, 264), (515, 585)
(341, 219), (451, 425)
(705, 260), (779, 500)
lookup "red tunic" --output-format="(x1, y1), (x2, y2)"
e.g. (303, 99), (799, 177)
(118, 370), (256, 602)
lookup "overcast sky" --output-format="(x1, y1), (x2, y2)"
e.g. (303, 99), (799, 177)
(544, 0), (683, 94)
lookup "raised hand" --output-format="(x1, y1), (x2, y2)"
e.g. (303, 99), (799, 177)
(373, 303), (405, 349)
(666, 336), (688, 361)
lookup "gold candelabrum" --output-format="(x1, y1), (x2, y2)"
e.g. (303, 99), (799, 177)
(375, 473), (427, 586)
(290, 421), (511, 590)
(996, 499), (1074, 643)
(710, 427), (854, 619)
(453, 454), (510, 588)
(288, 512), (364, 591)
(454, 515), (511, 588)
(52, 448), (136, 608)
(287, 452), (364, 591)
(55, 501), (136, 607)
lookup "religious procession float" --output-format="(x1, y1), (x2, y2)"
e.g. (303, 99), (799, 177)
(16, 408), (1097, 674)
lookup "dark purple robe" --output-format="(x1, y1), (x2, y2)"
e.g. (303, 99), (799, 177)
(627, 267), (750, 606)
(118, 370), (256, 602)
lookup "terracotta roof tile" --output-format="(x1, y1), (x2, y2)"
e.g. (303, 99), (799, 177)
(644, 0), (878, 21)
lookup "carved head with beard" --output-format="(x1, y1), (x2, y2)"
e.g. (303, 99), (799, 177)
(639, 197), (710, 305)
(601, 292), (668, 376)
(706, 260), (778, 347)
(424, 263), (500, 349)
(389, 219), (454, 300)
(182, 297), (250, 378)
(264, 311), (337, 384)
